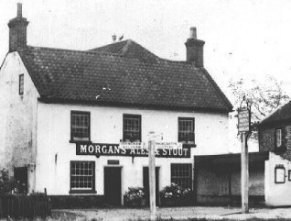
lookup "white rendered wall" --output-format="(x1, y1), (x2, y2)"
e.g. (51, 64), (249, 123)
(0, 52), (39, 177)
(265, 152), (291, 206)
(35, 102), (229, 197)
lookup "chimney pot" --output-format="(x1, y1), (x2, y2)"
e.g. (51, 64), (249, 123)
(112, 34), (117, 42)
(17, 3), (22, 18)
(189, 27), (197, 39)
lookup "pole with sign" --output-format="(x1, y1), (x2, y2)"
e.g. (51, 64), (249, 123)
(238, 98), (251, 213)
(148, 132), (157, 221)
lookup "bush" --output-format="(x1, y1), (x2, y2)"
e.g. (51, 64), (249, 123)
(124, 187), (146, 208)
(0, 169), (17, 196)
(159, 183), (194, 207)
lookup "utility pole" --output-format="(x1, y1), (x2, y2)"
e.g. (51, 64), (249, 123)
(148, 132), (157, 221)
(238, 97), (251, 213)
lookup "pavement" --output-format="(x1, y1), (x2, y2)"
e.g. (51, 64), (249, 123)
(53, 206), (291, 221)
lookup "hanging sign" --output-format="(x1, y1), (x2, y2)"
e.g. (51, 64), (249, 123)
(76, 142), (190, 158)
(238, 108), (250, 132)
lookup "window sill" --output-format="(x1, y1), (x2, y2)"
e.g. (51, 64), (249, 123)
(69, 190), (97, 194)
(69, 140), (92, 144)
(183, 144), (196, 148)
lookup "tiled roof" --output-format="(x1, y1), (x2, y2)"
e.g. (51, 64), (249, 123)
(260, 101), (291, 126)
(17, 40), (233, 112)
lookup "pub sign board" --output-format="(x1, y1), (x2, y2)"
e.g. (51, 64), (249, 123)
(76, 142), (191, 158)
(238, 108), (251, 133)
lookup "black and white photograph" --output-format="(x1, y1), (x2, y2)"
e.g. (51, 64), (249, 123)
(0, 0), (291, 220)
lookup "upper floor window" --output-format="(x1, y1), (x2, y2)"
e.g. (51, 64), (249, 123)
(178, 117), (195, 143)
(275, 128), (282, 148)
(123, 114), (141, 142)
(71, 111), (90, 142)
(19, 74), (24, 95)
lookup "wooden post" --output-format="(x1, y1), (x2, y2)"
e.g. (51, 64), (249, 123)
(241, 132), (249, 213)
(148, 135), (157, 221)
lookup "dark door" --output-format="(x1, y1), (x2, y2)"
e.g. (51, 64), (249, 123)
(14, 167), (28, 194)
(143, 167), (159, 205)
(104, 167), (122, 206)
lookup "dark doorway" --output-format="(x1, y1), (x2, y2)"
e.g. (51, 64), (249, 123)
(14, 167), (28, 194)
(143, 167), (159, 206)
(104, 167), (122, 206)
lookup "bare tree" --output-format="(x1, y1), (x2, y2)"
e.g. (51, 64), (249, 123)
(229, 75), (289, 122)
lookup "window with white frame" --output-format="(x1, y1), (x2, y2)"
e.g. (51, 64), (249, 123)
(178, 117), (195, 143)
(71, 111), (90, 142)
(70, 161), (95, 192)
(275, 128), (282, 148)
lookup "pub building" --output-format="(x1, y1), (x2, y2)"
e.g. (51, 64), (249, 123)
(0, 4), (233, 207)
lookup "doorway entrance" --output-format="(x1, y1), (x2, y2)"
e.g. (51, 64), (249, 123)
(14, 167), (28, 194)
(143, 167), (160, 206)
(104, 167), (122, 206)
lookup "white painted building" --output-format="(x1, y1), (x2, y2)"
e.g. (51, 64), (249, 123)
(0, 4), (233, 207)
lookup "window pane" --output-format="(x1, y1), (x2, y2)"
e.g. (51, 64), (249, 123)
(70, 161), (94, 191)
(123, 115), (141, 142)
(178, 118), (194, 142)
(276, 129), (282, 147)
(71, 112), (90, 141)
(171, 164), (192, 189)
(19, 74), (24, 95)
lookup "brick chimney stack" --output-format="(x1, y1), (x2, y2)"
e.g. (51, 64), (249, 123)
(185, 27), (205, 67)
(8, 3), (29, 52)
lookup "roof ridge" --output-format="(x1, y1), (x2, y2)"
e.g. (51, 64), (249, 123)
(89, 39), (131, 51)
(26, 45), (124, 57)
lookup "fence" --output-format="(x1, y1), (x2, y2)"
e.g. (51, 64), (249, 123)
(0, 193), (51, 219)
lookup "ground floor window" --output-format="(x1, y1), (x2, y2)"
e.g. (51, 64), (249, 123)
(171, 163), (192, 189)
(70, 161), (95, 192)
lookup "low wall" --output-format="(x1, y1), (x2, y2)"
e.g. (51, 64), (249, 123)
(265, 153), (291, 207)
(49, 195), (105, 209)
(196, 195), (265, 207)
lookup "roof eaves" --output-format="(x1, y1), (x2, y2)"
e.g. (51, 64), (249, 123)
(38, 97), (231, 113)
(200, 68), (233, 112)
(0, 52), (9, 72)
(194, 151), (269, 164)
(259, 100), (291, 126)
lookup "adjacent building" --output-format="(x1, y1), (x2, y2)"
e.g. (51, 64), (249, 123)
(258, 101), (291, 206)
(192, 101), (291, 208)
(0, 4), (233, 207)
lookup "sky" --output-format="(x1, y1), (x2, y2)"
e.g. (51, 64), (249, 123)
(1, 0), (291, 101)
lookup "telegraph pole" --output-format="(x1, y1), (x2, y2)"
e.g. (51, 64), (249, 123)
(238, 97), (251, 213)
(148, 132), (157, 221)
